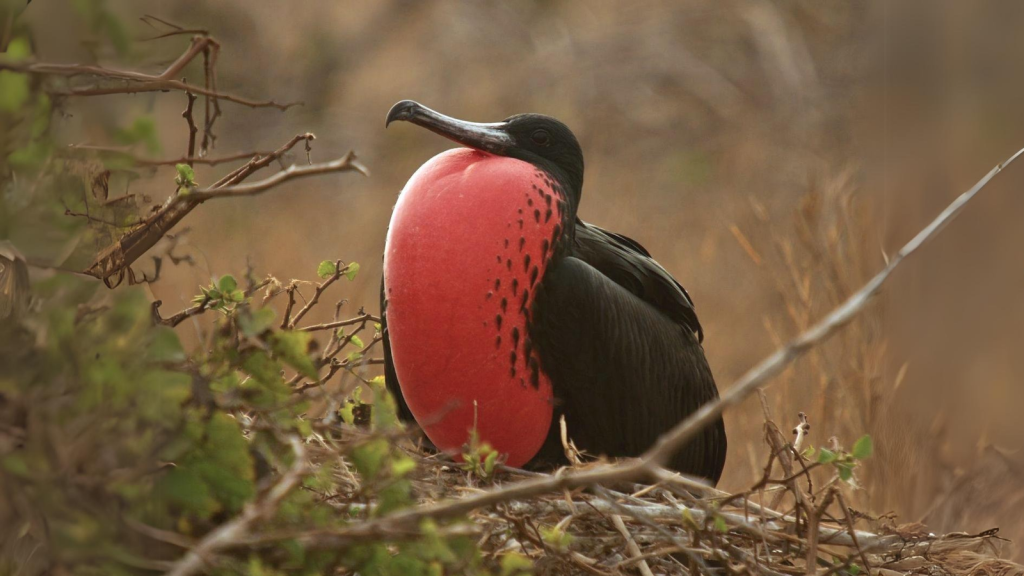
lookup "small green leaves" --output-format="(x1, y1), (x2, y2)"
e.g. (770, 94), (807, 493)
(811, 435), (873, 483)
(116, 116), (161, 154)
(270, 331), (318, 379)
(315, 260), (358, 280)
(317, 260), (337, 279)
(500, 552), (533, 576)
(239, 307), (277, 337)
(0, 38), (31, 113)
(461, 428), (501, 481)
(713, 515), (729, 533)
(837, 462), (855, 482)
(539, 524), (573, 552)
(390, 454), (417, 478)
(217, 274), (238, 293)
(345, 261), (361, 281)
(193, 275), (246, 313)
(350, 439), (390, 480)
(175, 163), (196, 190)
(147, 326), (186, 363)
(681, 508), (699, 530)
(851, 435), (873, 460)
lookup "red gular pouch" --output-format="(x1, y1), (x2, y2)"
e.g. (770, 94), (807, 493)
(384, 148), (565, 467)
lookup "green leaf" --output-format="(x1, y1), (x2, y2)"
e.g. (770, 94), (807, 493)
(345, 261), (361, 281)
(713, 515), (729, 533)
(239, 307), (277, 337)
(350, 439), (389, 480)
(146, 326), (186, 362)
(0, 38), (31, 113)
(377, 478), (412, 515)
(270, 331), (318, 379)
(317, 260), (337, 279)
(350, 334), (364, 349)
(851, 435), (873, 460)
(483, 450), (499, 477)
(2, 454), (30, 477)
(681, 508), (698, 528)
(217, 275), (238, 293)
(391, 454), (416, 478)
(156, 467), (219, 518)
(539, 525), (573, 551)
(837, 462), (855, 482)
(817, 448), (837, 464)
(115, 116), (161, 155)
(500, 552), (533, 576)
(849, 563), (862, 576)
(175, 163), (196, 188)
(0, 71), (29, 113)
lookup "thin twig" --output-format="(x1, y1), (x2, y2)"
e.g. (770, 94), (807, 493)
(153, 278), (271, 327)
(0, 37), (298, 110)
(184, 151), (368, 202)
(182, 89), (198, 166)
(289, 261), (345, 329)
(298, 313), (381, 332)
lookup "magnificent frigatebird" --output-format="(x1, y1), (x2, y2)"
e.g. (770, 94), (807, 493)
(381, 100), (727, 484)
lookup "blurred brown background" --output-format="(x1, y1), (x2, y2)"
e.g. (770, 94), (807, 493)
(23, 1), (1024, 554)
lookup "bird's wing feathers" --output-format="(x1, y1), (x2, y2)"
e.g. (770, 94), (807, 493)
(529, 256), (726, 482)
(572, 218), (704, 341)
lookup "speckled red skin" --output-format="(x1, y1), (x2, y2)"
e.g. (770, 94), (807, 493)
(383, 148), (564, 467)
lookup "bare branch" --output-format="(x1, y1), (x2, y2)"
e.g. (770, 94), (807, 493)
(182, 89), (198, 165)
(65, 145), (273, 167)
(0, 37), (299, 110)
(298, 313), (381, 333)
(184, 151), (368, 202)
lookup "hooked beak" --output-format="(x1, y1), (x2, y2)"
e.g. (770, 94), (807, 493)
(386, 100), (513, 154)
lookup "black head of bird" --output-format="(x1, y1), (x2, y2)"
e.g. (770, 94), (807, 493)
(386, 100), (584, 213)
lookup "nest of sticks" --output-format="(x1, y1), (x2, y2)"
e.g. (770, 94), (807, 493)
(295, 406), (1020, 576)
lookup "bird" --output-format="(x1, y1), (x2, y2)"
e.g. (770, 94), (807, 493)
(380, 100), (726, 484)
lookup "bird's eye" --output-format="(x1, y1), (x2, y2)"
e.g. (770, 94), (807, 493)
(531, 129), (550, 145)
